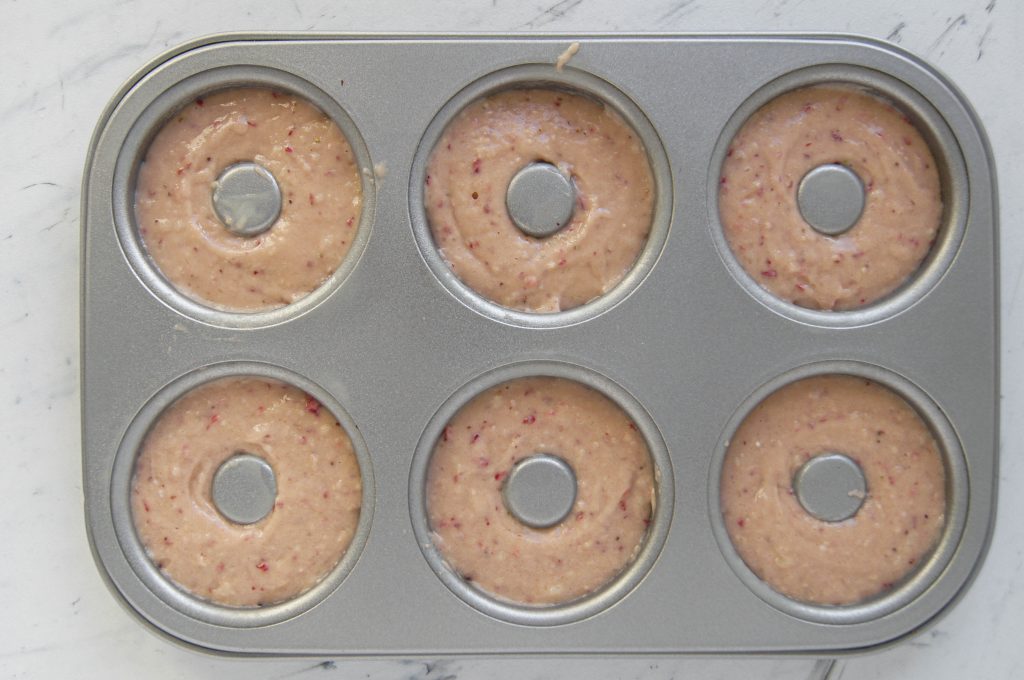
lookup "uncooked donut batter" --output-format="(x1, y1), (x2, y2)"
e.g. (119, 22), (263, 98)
(719, 85), (942, 310)
(721, 375), (946, 605)
(427, 377), (655, 605)
(132, 377), (362, 607)
(426, 88), (655, 313)
(135, 88), (362, 311)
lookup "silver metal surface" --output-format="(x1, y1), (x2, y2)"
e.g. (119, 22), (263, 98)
(82, 35), (997, 655)
(211, 162), (282, 237)
(211, 453), (277, 525)
(793, 452), (867, 523)
(797, 164), (865, 236)
(502, 453), (578, 528)
(505, 162), (577, 238)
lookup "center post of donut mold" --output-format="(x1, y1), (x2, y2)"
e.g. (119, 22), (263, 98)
(505, 161), (577, 238)
(211, 452), (278, 525)
(501, 453), (578, 529)
(796, 163), (866, 236)
(792, 452), (868, 523)
(211, 161), (283, 237)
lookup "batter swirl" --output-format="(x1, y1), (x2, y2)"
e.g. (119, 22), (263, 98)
(721, 375), (946, 605)
(132, 377), (362, 607)
(719, 85), (942, 310)
(427, 377), (655, 605)
(426, 88), (655, 313)
(135, 88), (362, 311)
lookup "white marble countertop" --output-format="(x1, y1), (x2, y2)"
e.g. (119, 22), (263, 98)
(2, 0), (1021, 678)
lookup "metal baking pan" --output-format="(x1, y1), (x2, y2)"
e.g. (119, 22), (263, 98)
(81, 33), (998, 655)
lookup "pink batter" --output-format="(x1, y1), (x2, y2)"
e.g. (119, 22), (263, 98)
(719, 85), (942, 310)
(426, 89), (655, 313)
(427, 377), (655, 605)
(720, 375), (946, 605)
(135, 88), (362, 312)
(132, 377), (362, 607)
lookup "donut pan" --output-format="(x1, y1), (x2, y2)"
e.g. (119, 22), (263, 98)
(81, 34), (998, 655)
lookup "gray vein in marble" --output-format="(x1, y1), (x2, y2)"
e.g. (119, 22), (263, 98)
(47, 8), (102, 38)
(1010, 259), (1024, 312)
(907, 627), (950, 649)
(0, 43), (153, 121)
(758, 0), (810, 20)
(976, 23), (992, 60)
(397, 659), (460, 680)
(0, 312), (31, 330)
(269, 660), (338, 678)
(927, 13), (968, 57)
(518, 0), (584, 29)
(41, 207), (71, 233)
(984, 546), (1022, 629)
(886, 21), (906, 43)
(657, 0), (699, 24)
